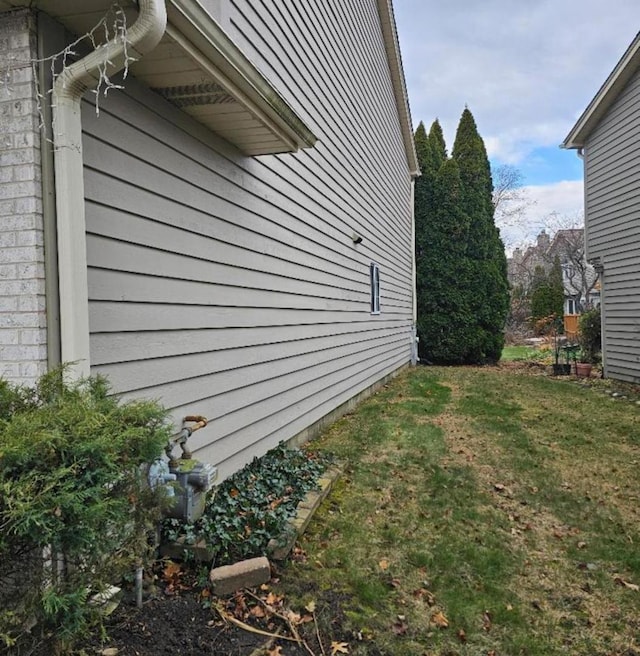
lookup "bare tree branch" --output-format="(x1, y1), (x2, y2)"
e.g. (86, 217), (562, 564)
(492, 164), (536, 227)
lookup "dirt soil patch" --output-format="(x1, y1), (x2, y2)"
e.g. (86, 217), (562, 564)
(72, 575), (381, 656)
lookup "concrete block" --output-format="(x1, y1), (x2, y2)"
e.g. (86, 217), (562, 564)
(210, 556), (271, 596)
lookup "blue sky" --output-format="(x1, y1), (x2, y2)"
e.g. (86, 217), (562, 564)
(392, 0), (639, 246)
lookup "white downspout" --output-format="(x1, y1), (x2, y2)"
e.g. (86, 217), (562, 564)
(410, 177), (418, 365)
(53, 0), (167, 378)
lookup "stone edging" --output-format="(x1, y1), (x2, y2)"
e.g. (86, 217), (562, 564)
(267, 466), (341, 561)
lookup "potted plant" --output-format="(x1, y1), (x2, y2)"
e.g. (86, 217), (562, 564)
(575, 351), (593, 378)
(576, 307), (602, 377)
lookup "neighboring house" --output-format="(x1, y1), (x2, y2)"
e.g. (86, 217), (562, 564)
(0, 0), (419, 479)
(563, 31), (640, 384)
(508, 229), (599, 316)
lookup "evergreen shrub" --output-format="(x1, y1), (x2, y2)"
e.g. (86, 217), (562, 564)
(578, 307), (602, 363)
(0, 368), (172, 652)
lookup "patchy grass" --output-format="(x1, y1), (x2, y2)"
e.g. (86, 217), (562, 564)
(501, 345), (540, 361)
(277, 366), (640, 655)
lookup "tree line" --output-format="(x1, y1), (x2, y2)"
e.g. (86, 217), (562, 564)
(414, 108), (509, 364)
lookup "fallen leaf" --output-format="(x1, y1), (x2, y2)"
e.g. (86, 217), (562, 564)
(305, 600), (316, 613)
(379, 559), (390, 571)
(482, 610), (492, 632)
(330, 641), (349, 654)
(101, 649), (119, 656)
(431, 611), (449, 628)
(392, 619), (408, 635)
(614, 574), (640, 591)
(162, 561), (182, 580)
(286, 610), (302, 625)
(457, 628), (467, 643)
(267, 646), (283, 656)
(413, 588), (436, 605)
(577, 541), (587, 549)
(493, 483), (505, 492)
(249, 605), (266, 618)
(265, 592), (283, 606)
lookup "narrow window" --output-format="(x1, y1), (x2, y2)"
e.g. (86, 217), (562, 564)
(370, 262), (380, 314)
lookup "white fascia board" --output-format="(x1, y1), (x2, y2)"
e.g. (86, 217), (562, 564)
(376, 0), (420, 178)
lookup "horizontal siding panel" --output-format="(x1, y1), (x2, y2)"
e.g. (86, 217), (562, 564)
(89, 301), (409, 332)
(100, 334), (407, 404)
(587, 73), (640, 148)
(193, 343), (409, 463)
(94, 328), (409, 394)
(82, 111), (411, 284)
(82, 0), (414, 479)
(200, 356), (408, 480)
(88, 267), (369, 311)
(90, 322), (405, 365)
(226, 0), (410, 239)
(82, 91), (411, 277)
(603, 361), (640, 384)
(606, 339), (640, 353)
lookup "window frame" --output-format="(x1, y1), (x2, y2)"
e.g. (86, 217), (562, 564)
(370, 262), (380, 315)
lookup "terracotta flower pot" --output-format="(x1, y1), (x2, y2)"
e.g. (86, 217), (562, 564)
(575, 362), (593, 378)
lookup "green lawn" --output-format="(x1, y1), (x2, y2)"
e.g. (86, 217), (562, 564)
(501, 344), (540, 361)
(277, 365), (640, 655)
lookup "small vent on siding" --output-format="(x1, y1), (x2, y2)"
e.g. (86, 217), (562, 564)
(153, 83), (236, 108)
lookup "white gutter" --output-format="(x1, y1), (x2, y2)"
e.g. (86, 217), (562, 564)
(53, 0), (167, 378)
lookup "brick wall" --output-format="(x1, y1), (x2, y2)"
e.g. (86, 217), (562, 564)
(0, 9), (48, 386)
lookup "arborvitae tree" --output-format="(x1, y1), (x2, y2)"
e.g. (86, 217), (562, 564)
(414, 121), (437, 361)
(548, 255), (565, 316)
(418, 158), (474, 363)
(530, 257), (564, 324)
(452, 108), (509, 362)
(428, 119), (447, 168)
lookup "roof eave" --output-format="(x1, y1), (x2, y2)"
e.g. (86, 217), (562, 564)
(376, 0), (420, 178)
(166, 0), (317, 153)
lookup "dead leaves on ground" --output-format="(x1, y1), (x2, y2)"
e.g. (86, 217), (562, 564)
(214, 587), (350, 656)
(430, 610), (449, 629)
(613, 574), (640, 591)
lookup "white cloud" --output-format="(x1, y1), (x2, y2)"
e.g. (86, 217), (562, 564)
(498, 180), (584, 251)
(395, 0), (639, 168)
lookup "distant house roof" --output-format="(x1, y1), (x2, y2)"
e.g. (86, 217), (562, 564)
(562, 31), (640, 149)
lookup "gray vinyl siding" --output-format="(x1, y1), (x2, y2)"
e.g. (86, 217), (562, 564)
(584, 66), (640, 383)
(80, 0), (413, 479)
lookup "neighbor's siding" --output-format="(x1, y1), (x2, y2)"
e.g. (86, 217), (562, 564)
(584, 65), (640, 383)
(0, 9), (48, 386)
(80, 0), (413, 479)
